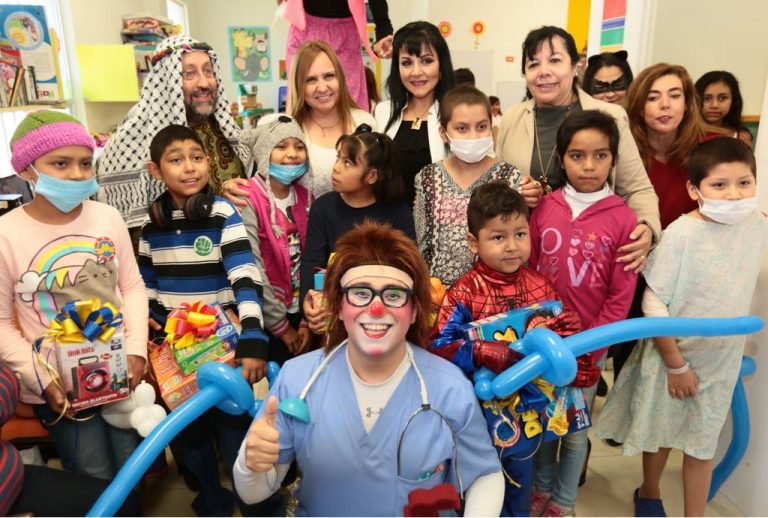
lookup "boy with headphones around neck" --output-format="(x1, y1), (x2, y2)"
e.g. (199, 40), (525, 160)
(139, 124), (271, 516)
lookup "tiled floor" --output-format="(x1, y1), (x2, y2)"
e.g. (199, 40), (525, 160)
(50, 376), (745, 516)
(138, 390), (743, 517)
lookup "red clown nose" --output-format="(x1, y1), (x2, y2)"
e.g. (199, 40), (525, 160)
(368, 300), (385, 318)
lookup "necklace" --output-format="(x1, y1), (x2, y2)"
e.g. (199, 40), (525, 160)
(310, 113), (340, 137)
(533, 103), (572, 193)
(408, 106), (431, 130)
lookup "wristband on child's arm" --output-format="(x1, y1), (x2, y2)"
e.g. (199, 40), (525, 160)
(667, 362), (690, 375)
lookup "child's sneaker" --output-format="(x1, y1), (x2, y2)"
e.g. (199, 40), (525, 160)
(541, 501), (575, 517)
(530, 489), (551, 516)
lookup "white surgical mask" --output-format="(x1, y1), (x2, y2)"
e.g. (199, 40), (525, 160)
(696, 190), (758, 225)
(448, 136), (493, 164)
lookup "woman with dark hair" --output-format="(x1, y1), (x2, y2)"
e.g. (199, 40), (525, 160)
(374, 21), (455, 204)
(234, 221), (504, 516)
(496, 26), (660, 272)
(695, 70), (753, 146)
(582, 50), (634, 107)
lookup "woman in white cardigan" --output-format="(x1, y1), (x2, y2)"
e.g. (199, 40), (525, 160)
(496, 26), (660, 272)
(374, 21), (454, 204)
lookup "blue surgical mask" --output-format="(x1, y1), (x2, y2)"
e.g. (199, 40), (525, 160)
(269, 162), (307, 186)
(30, 166), (99, 213)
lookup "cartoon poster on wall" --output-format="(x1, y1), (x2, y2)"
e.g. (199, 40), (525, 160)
(0, 4), (59, 100)
(228, 26), (270, 82)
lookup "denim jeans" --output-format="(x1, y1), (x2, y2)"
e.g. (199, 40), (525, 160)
(33, 404), (140, 480)
(533, 377), (601, 508)
(171, 407), (253, 516)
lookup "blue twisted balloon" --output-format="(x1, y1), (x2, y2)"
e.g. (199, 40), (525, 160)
(483, 317), (763, 400)
(87, 361), (268, 517)
(88, 317), (762, 515)
(709, 355), (755, 501)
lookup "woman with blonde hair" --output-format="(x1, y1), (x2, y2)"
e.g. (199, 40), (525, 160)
(224, 41), (376, 203)
(288, 40), (377, 198)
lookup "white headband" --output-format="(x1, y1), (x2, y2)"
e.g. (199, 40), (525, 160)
(340, 265), (414, 289)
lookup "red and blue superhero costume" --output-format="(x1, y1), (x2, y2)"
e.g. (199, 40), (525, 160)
(431, 260), (581, 516)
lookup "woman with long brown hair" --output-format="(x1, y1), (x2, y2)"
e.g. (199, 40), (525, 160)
(607, 63), (728, 408)
(626, 63), (726, 229)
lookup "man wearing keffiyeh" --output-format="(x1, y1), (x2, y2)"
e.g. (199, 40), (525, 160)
(97, 35), (249, 229)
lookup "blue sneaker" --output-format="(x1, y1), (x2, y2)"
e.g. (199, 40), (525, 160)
(634, 488), (666, 517)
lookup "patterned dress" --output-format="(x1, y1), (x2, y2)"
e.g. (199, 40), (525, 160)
(414, 160), (522, 286)
(596, 212), (768, 459)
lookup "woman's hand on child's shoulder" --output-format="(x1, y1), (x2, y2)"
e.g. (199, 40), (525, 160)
(519, 175), (544, 208)
(617, 223), (653, 272)
(222, 177), (252, 209)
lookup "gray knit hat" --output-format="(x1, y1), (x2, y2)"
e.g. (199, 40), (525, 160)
(244, 114), (310, 238)
(248, 114), (309, 180)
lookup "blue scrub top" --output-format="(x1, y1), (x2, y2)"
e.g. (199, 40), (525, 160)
(258, 343), (501, 516)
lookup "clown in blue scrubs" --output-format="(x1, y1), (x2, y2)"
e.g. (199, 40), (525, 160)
(234, 221), (503, 516)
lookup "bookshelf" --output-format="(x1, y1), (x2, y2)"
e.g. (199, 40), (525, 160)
(0, 101), (69, 113)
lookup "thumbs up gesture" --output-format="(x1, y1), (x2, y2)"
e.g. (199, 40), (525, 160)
(245, 396), (281, 472)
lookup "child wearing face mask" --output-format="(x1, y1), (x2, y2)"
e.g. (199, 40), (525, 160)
(240, 115), (313, 363)
(527, 111), (638, 517)
(413, 85), (541, 287)
(597, 137), (767, 517)
(300, 124), (416, 335)
(0, 111), (148, 480)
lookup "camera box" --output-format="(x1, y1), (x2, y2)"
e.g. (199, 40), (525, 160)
(462, 300), (563, 342)
(56, 330), (130, 411)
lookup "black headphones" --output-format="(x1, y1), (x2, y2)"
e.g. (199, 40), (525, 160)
(149, 186), (214, 228)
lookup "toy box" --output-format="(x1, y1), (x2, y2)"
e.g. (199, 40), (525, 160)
(462, 300), (563, 342)
(149, 339), (236, 410)
(56, 330), (130, 411)
(172, 304), (239, 375)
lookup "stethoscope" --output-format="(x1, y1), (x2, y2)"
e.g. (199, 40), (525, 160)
(279, 340), (464, 496)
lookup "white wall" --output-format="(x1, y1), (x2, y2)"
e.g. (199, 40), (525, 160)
(649, 0), (767, 116)
(720, 71), (768, 516)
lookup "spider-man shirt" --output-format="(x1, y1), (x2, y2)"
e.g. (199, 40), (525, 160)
(432, 260), (600, 387)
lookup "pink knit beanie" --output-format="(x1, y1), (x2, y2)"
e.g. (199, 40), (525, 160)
(10, 110), (94, 173)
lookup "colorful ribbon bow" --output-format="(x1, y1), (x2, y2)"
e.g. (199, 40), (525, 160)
(165, 302), (221, 349)
(48, 298), (122, 344)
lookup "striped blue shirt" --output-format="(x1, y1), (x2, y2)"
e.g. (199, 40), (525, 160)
(139, 196), (269, 360)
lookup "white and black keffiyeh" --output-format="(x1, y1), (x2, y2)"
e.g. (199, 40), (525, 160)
(96, 35), (249, 227)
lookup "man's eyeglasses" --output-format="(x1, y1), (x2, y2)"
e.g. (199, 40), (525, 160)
(342, 286), (413, 308)
(592, 77), (627, 94)
(182, 68), (215, 82)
